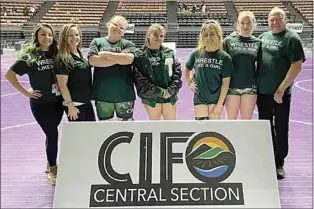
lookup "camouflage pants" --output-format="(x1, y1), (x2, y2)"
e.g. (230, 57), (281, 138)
(95, 101), (134, 120)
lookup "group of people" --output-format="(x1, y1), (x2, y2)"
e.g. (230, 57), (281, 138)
(5, 6), (305, 185)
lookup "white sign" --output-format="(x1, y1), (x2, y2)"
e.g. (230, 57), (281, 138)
(125, 24), (135, 34)
(162, 42), (176, 54)
(286, 23), (303, 33)
(53, 121), (281, 208)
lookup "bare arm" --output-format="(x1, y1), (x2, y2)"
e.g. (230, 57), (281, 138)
(210, 77), (230, 119)
(278, 60), (302, 91)
(184, 67), (197, 92)
(184, 67), (192, 85)
(274, 60), (303, 104)
(56, 75), (72, 104)
(5, 69), (41, 99)
(217, 77), (230, 105)
(56, 74), (80, 120)
(89, 55), (116, 67)
(99, 51), (135, 65)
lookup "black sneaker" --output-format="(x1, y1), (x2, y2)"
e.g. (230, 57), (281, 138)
(277, 167), (285, 180)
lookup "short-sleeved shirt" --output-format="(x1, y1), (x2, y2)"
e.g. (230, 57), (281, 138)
(185, 49), (234, 104)
(10, 51), (61, 103)
(55, 52), (92, 103)
(258, 29), (306, 95)
(87, 37), (136, 103)
(223, 35), (262, 89)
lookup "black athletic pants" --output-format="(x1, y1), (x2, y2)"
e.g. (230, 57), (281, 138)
(257, 94), (291, 168)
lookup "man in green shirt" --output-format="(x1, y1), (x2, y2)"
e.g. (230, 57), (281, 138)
(257, 7), (305, 179)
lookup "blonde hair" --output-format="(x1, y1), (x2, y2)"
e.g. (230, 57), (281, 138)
(197, 20), (223, 54)
(106, 15), (128, 29)
(145, 23), (166, 45)
(57, 24), (82, 70)
(269, 7), (286, 19)
(236, 11), (256, 33)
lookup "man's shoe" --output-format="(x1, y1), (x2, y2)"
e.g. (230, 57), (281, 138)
(277, 167), (285, 180)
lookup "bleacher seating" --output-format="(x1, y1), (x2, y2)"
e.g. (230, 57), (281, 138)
(1, 0), (43, 26)
(123, 31), (147, 48)
(115, 1), (167, 46)
(116, 1), (167, 27)
(177, 1), (232, 27)
(0, 0), (312, 50)
(40, 0), (108, 26)
(0, 30), (23, 43)
(124, 30), (175, 48)
(293, 1), (313, 25)
(234, 0), (295, 26)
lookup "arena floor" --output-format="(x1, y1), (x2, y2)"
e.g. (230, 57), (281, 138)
(1, 48), (313, 208)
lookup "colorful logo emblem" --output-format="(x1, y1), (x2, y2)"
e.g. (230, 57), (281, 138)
(185, 132), (236, 183)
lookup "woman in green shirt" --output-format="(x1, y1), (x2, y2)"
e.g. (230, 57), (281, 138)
(223, 11), (262, 119)
(88, 15), (136, 121)
(185, 20), (234, 120)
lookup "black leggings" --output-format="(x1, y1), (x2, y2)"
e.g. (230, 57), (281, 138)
(64, 103), (96, 121)
(30, 100), (64, 167)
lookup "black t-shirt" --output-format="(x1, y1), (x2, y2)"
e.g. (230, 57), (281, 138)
(10, 51), (61, 103)
(56, 52), (92, 103)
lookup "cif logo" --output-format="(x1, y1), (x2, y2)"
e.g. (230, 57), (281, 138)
(185, 132), (236, 183)
(97, 131), (236, 184)
(91, 132), (243, 207)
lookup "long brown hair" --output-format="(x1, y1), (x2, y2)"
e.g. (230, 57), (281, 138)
(18, 23), (58, 65)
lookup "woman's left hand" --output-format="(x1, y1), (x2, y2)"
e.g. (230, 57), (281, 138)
(210, 104), (223, 119)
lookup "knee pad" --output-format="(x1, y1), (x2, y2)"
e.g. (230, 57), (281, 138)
(195, 117), (209, 120)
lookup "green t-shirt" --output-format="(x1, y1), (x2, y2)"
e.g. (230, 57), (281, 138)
(55, 52), (92, 103)
(87, 37), (136, 103)
(259, 29), (306, 95)
(223, 35), (262, 89)
(10, 51), (61, 103)
(185, 49), (234, 104)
